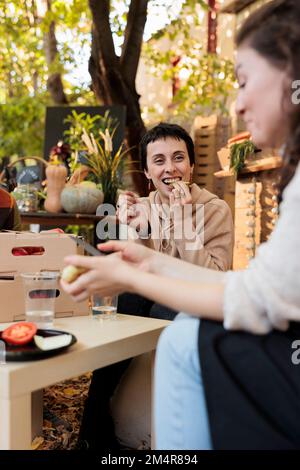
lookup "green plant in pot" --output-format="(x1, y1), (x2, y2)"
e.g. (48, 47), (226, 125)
(60, 128), (130, 212)
(79, 127), (131, 206)
(229, 139), (257, 175)
(63, 110), (118, 174)
(62, 111), (131, 207)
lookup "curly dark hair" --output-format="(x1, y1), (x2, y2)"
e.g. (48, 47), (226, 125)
(236, 0), (300, 202)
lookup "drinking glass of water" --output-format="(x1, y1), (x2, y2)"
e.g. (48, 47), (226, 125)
(21, 272), (59, 329)
(91, 294), (118, 320)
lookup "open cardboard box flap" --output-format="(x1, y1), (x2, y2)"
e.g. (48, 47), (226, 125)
(0, 231), (83, 273)
(0, 232), (88, 322)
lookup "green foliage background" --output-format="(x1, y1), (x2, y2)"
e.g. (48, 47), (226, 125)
(0, 0), (236, 160)
(0, 0), (94, 159)
(143, 0), (236, 124)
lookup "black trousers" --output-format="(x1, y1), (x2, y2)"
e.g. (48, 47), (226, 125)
(78, 293), (177, 450)
(199, 320), (300, 449)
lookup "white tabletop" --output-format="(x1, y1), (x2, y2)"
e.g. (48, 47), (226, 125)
(0, 314), (170, 397)
(0, 314), (170, 449)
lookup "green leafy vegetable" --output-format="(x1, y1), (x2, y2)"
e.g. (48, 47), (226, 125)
(230, 140), (257, 174)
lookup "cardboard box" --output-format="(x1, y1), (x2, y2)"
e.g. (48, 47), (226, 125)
(217, 147), (230, 171)
(0, 232), (89, 322)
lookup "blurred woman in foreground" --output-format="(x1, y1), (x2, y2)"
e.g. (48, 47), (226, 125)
(62, 0), (300, 449)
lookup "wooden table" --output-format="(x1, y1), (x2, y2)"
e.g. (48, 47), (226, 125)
(0, 314), (169, 450)
(20, 211), (103, 227)
(20, 211), (105, 244)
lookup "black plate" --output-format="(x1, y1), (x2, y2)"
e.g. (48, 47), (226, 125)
(0, 329), (77, 362)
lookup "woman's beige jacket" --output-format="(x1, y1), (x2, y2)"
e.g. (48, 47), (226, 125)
(126, 183), (234, 271)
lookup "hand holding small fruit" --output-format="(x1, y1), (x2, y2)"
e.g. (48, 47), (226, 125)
(60, 241), (155, 301)
(61, 265), (87, 283)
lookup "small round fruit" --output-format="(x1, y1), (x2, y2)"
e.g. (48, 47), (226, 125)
(61, 265), (86, 283)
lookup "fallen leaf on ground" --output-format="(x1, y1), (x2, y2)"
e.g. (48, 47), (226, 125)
(63, 387), (79, 397)
(31, 436), (44, 450)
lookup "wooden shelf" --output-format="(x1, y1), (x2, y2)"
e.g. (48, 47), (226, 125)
(214, 156), (282, 178)
(20, 211), (103, 226)
(220, 0), (256, 14)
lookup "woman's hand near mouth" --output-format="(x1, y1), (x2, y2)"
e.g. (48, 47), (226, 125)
(170, 180), (192, 207)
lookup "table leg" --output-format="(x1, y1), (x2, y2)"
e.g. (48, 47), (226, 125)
(0, 393), (32, 450)
(31, 389), (43, 440)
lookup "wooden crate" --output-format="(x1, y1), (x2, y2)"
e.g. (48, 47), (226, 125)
(192, 115), (231, 195)
(232, 168), (281, 270)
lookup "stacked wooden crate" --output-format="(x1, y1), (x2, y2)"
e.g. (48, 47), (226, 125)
(232, 165), (281, 270)
(192, 116), (281, 270)
(192, 115), (235, 217)
(192, 115), (231, 195)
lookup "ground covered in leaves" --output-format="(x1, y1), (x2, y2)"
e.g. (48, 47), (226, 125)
(32, 373), (92, 450)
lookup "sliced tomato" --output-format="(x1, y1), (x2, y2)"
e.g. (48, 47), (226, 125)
(2, 322), (37, 346)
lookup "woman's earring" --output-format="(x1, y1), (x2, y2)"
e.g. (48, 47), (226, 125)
(148, 179), (152, 191)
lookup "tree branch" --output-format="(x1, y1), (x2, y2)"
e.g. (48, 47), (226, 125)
(88, 30), (109, 104)
(87, 0), (147, 194)
(88, 0), (118, 71)
(120, 0), (148, 84)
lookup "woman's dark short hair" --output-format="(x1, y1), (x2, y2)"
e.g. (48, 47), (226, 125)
(140, 122), (195, 171)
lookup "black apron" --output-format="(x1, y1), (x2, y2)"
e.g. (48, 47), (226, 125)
(199, 320), (300, 449)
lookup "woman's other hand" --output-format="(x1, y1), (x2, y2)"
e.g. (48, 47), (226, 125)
(116, 191), (139, 224)
(116, 190), (149, 236)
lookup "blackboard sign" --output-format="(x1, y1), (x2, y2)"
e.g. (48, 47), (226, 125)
(43, 106), (126, 160)
(17, 165), (42, 185)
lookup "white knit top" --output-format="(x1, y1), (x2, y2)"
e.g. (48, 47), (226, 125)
(223, 163), (300, 334)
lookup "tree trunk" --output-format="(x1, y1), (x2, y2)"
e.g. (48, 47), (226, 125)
(46, 72), (68, 105)
(207, 0), (217, 54)
(43, 0), (68, 104)
(88, 0), (148, 195)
